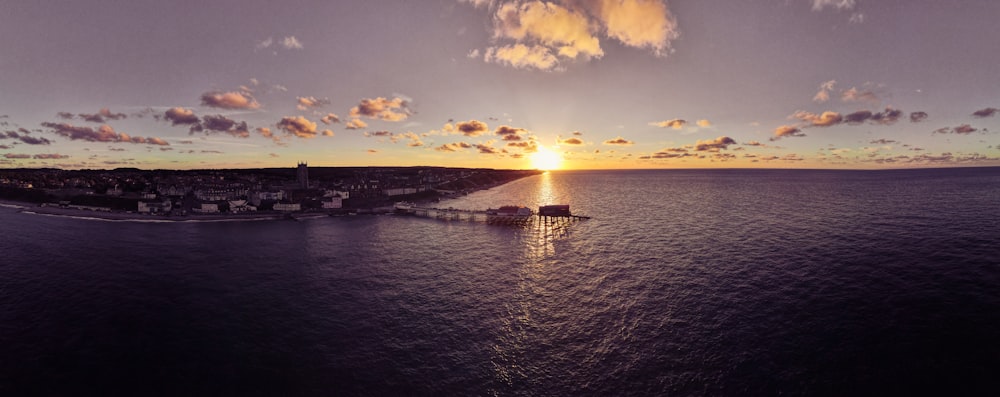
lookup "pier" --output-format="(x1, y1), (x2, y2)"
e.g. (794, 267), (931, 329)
(396, 204), (590, 226)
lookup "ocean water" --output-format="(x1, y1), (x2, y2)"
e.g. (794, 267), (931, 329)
(1, 168), (998, 396)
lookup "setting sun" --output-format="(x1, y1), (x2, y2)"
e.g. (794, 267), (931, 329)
(530, 145), (563, 171)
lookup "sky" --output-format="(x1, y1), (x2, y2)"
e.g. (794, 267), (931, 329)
(1, 0), (998, 170)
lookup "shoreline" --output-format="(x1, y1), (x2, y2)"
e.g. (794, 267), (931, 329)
(0, 173), (538, 223)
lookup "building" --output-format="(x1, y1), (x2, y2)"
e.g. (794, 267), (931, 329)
(273, 202), (301, 212)
(297, 162), (309, 189)
(137, 199), (172, 214)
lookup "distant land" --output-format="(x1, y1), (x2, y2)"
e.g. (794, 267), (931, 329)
(0, 165), (542, 220)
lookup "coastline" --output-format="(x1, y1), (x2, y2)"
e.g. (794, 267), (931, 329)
(0, 172), (538, 223)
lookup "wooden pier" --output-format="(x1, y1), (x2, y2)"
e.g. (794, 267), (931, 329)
(397, 204), (590, 226)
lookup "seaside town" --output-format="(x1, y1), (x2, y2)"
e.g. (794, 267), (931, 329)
(0, 164), (541, 219)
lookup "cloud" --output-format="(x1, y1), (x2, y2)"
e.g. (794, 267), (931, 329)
(164, 107), (200, 125)
(456, 120), (489, 136)
(694, 136), (737, 151)
(195, 115), (250, 138)
(811, 0), (856, 11)
(77, 108), (127, 123)
(349, 97), (411, 121)
(475, 143), (500, 154)
(650, 119), (687, 129)
(870, 139), (897, 145)
(257, 36), (304, 51)
(645, 147), (692, 159)
(744, 140), (765, 147)
(345, 119), (368, 130)
(484, 44), (560, 70)
(495, 125), (527, 140)
(696, 119), (712, 128)
(19, 135), (53, 145)
(841, 85), (880, 103)
(771, 125), (804, 141)
(790, 110), (842, 127)
(870, 108), (903, 125)
(281, 36), (303, 50)
(909, 111), (929, 123)
(597, 0), (679, 56)
(933, 124), (978, 135)
(4, 153), (31, 159)
(269, 153), (279, 158)
(572, 131), (583, 136)
(42, 122), (169, 145)
(506, 140), (539, 152)
(603, 136), (634, 145)
(972, 107), (998, 118)
(3, 130), (53, 145)
(32, 153), (70, 159)
(364, 130), (393, 137)
(560, 137), (584, 145)
(57, 112), (74, 119)
(276, 116), (318, 138)
(320, 113), (341, 124)
(255, 37), (273, 51)
(813, 80), (836, 102)
(489, 1), (602, 66)
(843, 110), (873, 124)
(200, 91), (260, 110)
(398, 131), (425, 147)
(322, 130), (334, 137)
(435, 142), (473, 152)
(297, 96), (331, 111)
(478, 0), (678, 70)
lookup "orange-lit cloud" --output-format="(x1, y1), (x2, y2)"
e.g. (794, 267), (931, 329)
(813, 80), (836, 102)
(493, 1), (602, 59)
(456, 120), (489, 136)
(694, 136), (736, 151)
(345, 119), (368, 130)
(495, 125), (527, 141)
(603, 136), (634, 145)
(696, 119), (712, 128)
(475, 0), (678, 70)
(436, 142), (473, 152)
(297, 96), (331, 111)
(276, 116), (318, 138)
(485, 44), (560, 70)
(650, 119), (686, 129)
(771, 125), (804, 141)
(200, 91), (260, 110)
(790, 110), (843, 127)
(164, 107), (199, 125)
(560, 137), (584, 145)
(320, 113), (341, 124)
(596, 0), (678, 56)
(349, 97), (410, 121)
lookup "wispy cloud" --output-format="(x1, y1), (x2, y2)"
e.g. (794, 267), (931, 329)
(42, 122), (169, 145)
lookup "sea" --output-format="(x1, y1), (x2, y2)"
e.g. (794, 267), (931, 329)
(1, 168), (998, 396)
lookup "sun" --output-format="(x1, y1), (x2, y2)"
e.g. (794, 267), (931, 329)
(530, 145), (563, 171)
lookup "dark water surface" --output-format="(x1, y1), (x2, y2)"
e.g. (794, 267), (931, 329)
(2, 168), (998, 396)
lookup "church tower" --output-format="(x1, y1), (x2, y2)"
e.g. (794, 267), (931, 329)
(297, 162), (309, 189)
